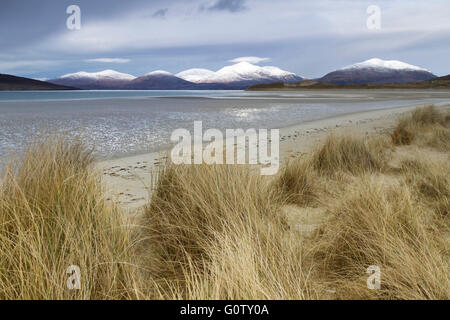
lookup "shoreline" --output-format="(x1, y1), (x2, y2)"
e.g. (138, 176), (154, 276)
(99, 101), (450, 211)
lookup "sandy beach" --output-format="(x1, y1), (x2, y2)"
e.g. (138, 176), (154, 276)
(99, 102), (450, 212)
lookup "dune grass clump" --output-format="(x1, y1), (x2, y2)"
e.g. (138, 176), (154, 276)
(0, 137), (139, 299)
(400, 158), (449, 217)
(391, 105), (449, 148)
(139, 163), (318, 299)
(391, 117), (416, 145)
(315, 177), (449, 299)
(418, 124), (450, 151)
(274, 156), (319, 206)
(312, 133), (384, 175)
(410, 105), (447, 126)
(141, 163), (283, 273)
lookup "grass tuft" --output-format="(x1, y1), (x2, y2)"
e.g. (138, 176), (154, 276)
(315, 177), (449, 299)
(312, 133), (384, 175)
(0, 136), (140, 299)
(139, 162), (318, 299)
(273, 156), (319, 206)
(400, 158), (449, 217)
(391, 105), (449, 148)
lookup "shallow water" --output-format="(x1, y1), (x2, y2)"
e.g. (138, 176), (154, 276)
(0, 90), (449, 163)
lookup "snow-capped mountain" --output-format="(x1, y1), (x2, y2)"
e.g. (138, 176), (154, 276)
(49, 63), (304, 90)
(341, 58), (429, 72)
(49, 69), (136, 89)
(144, 70), (174, 77)
(47, 59), (438, 89)
(320, 58), (436, 84)
(175, 69), (216, 83)
(125, 70), (197, 90)
(207, 62), (302, 83)
(177, 62), (303, 86)
(60, 69), (136, 80)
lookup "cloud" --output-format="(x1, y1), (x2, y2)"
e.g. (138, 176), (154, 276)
(152, 8), (168, 19)
(85, 58), (131, 63)
(0, 60), (60, 73)
(201, 0), (247, 13)
(3, 0), (450, 77)
(39, 0), (450, 57)
(229, 56), (270, 64)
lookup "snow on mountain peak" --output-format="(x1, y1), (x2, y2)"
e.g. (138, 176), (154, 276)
(196, 62), (298, 83)
(61, 69), (136, 80)
(176, 68), (216, 83)
(145, 70), (173, 76)
(342, 58), (428, 72)
(262, 66), (296, 77)
(58, 63), (302, 85)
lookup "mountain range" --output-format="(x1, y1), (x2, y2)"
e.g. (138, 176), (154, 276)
(0, 58), (443, 91)
(48, 62), (304, 90)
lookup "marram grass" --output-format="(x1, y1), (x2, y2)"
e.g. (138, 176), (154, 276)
(0, 105), (448, 300)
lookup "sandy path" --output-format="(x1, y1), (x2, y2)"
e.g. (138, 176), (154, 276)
(99, 102), (450, 212)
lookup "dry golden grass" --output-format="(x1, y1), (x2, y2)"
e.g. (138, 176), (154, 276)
(0, 137), (141, 299)
(314, 176), (449, 299)
(400, 157), (449, 218)
(0, 105), (448, 300)
(391, 117), (415, 145)
(273, 156), (319, 206)
(391, 105), (450, 150)
(411, 105), (447, 126)
(418, 124), (450, 151)
(139, 163), (319, 299)
(312, 133), (387, 175)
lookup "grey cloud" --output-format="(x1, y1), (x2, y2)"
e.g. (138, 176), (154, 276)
(152, 8), (168, 19)
(201, 0), (247, 13)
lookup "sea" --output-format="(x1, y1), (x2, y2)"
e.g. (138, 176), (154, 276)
(1, 89), (449, 163)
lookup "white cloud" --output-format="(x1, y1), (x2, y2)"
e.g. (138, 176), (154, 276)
(85, 58), (131, 63)
(39, 0), (450, 56)
(229, 56), (270, 64)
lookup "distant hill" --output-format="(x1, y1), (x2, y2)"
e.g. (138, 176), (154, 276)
(124, 71), (198, 90)
(0, 74), (77, 91)
(48, 69), (135, 90)
(246, 75), (450, 91)
(318, 58), (436, 85)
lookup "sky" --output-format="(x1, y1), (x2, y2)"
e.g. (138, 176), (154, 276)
(1, 0), (450, 79)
